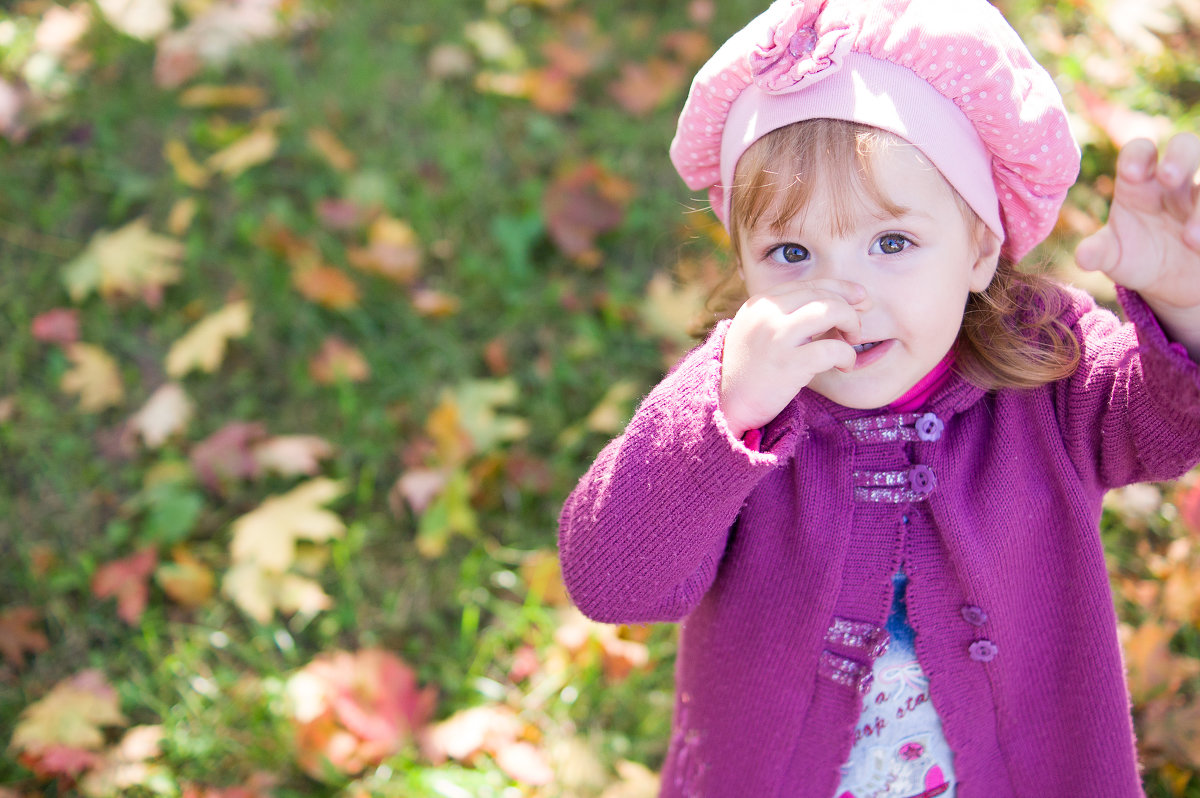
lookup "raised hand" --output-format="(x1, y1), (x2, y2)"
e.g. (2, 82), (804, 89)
(720, 279), (868, 438)
(1075, 133), (1200, 357)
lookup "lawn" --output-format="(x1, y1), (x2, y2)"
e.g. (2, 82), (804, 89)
(2, 0), (1200, 796)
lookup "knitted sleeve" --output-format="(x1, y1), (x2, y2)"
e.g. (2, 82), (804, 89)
(558, 321), (800, 624)
(1055, 285), (1200, 490)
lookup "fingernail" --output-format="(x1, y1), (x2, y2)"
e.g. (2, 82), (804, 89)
(1161, 163), (1183, 185)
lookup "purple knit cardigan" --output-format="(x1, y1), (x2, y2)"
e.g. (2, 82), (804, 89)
(559, 286), (1200, 797)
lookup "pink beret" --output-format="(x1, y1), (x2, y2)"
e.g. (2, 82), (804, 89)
(669, 0), (1081, 261)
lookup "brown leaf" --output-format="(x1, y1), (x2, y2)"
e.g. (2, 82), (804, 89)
(609, 58), (686, 117)
(527, 67), (576, 114)
(309, 336), (370, 385)
(294, 265), (360, 309)
(543, 162), (634, 264)
(190, 421), (267, 493)
(661, 30), (713, 67)
(31, 308), (80, 346)
(0, 607), (50, 667)
(92, 549), (158, 625)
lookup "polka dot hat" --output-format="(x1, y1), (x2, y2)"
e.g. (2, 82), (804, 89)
(669, 0), (1081, 261)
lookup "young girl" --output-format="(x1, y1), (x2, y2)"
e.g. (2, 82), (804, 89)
(558, 0), (1200, 795)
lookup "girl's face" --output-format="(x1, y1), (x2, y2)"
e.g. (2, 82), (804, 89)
(736, 143), (1000, 410)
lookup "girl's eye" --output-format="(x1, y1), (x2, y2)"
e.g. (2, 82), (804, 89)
(769, 244), (809, 265)
(873, 234), (911, 255)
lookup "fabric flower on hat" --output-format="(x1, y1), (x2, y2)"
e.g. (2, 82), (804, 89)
(749, 2), (854, 94)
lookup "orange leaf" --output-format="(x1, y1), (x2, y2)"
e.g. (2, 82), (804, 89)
(0, 606), (50, 667)
(155, 548), (215, 609)
(609, 58), (686, 117)
(92, 549), (158, 624)
(411, 288), (461, 317)
(309, 336), (370, 385)
(1121, 621), (1200, 704)
(293, 265), (360, 309)
(527, 67), (576, 114)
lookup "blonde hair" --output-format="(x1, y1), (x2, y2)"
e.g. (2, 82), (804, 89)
(722, 119), (1079, 391)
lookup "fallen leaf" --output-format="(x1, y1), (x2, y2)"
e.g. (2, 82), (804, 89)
(0, 79), (28, 142)
(609, 58), (686, 117)
(61, 343), (124, 412)
(661, 30), (713, 67)
(167, 197), (199, 235)
(411, 288), (461, 317)
(414, 468), (478, 558)
(421, 704), (524, 764)
(10, 670), (128, 779)
(0, 607), (50, 667)
(308, 127), (357, 172)
(129, 383), (194, 448)
(35, 5), (93, 58)
(253, 435), (335, 477)
(543, 162), (633, 265)
(288, 649), (436, 779)
(1177, 478), (1200, 537)
(464, 19), (525, 68)
(155, 548), (215, 609)
(390, 468), (450, 516)
(155, 0), (284, 88)
(92, 549), (158, 624)
(309, 336), (371, 385)
(316, 198), (370, 232)
(78, 725), (166, 798)
(164, 138), (211, 188)
(229, 478), (347, 572)
(527, 67), (576, 114)
(293, 264), (360, 309)
(640, 270), (708, 347)
(223, 564), (332, 623)
(179, 84), (268, 109)
(190, 421), (267, 492)
(584, 380), (640, 434)
(165, 300), (252, 377)
(449, 378), (530, 455)
(62, 219), (183, 305)
(346, 216), (422, 284)
(96, 0), (172, 40)
(494, 740), (554, 786)
(31, 307), (80, 346)
(600, 759), (661, 798)
(1121, 621), (1200, 704)
(207, 126), (278, 178)
(520, 549), (570, 607)
(428, 43), (475, 79)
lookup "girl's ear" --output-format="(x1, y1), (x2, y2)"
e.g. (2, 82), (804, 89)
(968, 231), (1002, 293)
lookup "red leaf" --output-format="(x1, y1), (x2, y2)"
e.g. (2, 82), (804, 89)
(0, 606), (50, 667)
(190, 422), (267, 493)
(92, 549), (158, 624)
(543, 163), (634, 265)
(31, 308), (80, 346)
(1177, 479), (1200, 537)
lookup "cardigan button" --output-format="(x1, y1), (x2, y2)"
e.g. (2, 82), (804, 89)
(961, 605), (988, 626)
(908, 464), (936, 496)
(969, 639), (998, 662)
(916, 412), (944, 442)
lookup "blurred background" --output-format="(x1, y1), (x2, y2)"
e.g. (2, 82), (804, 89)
(1, 0), (1199, 795)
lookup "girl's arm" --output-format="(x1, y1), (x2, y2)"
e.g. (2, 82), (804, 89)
(1076, 133), (1200, 359)
(558, 323), (799, 625)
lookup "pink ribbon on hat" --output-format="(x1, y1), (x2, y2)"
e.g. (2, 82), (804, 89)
(749, 2), (854, 94)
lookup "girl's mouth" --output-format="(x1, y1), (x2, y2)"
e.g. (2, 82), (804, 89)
(852, 341), (882, 354)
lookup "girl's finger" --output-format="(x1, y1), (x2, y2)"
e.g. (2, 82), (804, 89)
(1159, 133), (1200, 222)
(794, 338), (857, 376)
(779, 297), (863, 347)
(765, 278), (869, 307)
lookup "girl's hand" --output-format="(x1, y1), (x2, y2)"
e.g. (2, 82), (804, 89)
(720, 279), (868, 438)
(1075, 132), (1200, 358)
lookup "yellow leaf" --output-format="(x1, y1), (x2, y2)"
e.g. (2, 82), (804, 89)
(155, 548), (215, 608)
(164, 138), (210, 188)
(61, 343), (124, 412)
(165, 300), (252, 378)
(61, 219), (183, 304)
(229, 478), (347, 572)
(308, 127), (357, 172)
(11, 670), (127, 754)
(129, 382), (194, 447)
(222, 563), (332, 623)
(179, 84), (267, 109)
(96, 0), (171, 40)
(207, 126), (278, 178)
(167, 197), (199, 235)
(639, 271), (707, 347)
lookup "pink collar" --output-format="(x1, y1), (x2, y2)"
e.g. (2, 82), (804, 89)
(890, 352), (956, 412)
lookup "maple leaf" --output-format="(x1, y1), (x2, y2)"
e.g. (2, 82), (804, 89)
(346, 216), (422, 284)
(390, 468), (450, 516)
(156, 548), (215, 609)
(222, 563), (332, 623)
(10, 670), (128, 774)
(155, 0), (284, 88)
(640, 270), (709, 348)
(92, 549), (158, 625)
(207, 126), (278, 178)
(543, 162), (634, 265)
(62, 219), (184, 306)
(129, 383), (194, 448)
(253, 435), (335, 477)
(191, 421), (267, 492)
(309, 336), (370, 385)
(229, 477), (347, 572)
(0, 606), (50, 667)
(61, 343), (125, 413)
(31, 308), (80, 346)
(78, 725), (165, 798)
(165, 300), (252, 378)
(287, 649), (436, 779)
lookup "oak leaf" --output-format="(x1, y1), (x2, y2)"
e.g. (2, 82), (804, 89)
(10, 670), (128, 776)
(166, 300), (252, 377)
(92, 549), (158, 624)
(229, 477), (347, 572)
(129, 383), (194, 448)
(0, 607), (50, 667)
(62, 219), (183, 305)
(61, 343), (124, 412)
